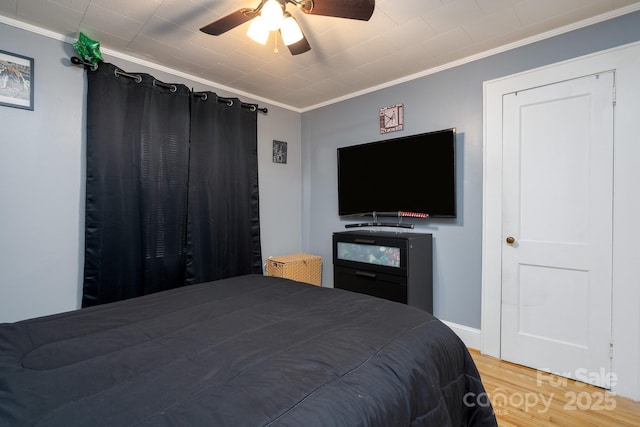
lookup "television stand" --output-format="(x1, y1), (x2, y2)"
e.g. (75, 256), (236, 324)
(332, 230), (433, 313)
(342, 211), (429, 229)
(345, 222), (414, 229)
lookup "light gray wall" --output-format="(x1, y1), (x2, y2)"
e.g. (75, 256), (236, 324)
(0, 23), (86, 323)
(3, 11), (640, 326)
(301, 11), (640, 329)
(0, 21), (302, 323)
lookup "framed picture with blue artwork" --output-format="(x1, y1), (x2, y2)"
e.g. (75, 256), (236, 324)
(0, 49), (34, 111)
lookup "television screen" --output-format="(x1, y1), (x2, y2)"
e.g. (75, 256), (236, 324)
(337, 128), (456, 218)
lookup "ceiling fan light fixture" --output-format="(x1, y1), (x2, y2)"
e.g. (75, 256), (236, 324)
(203, 0), (375, 55)
(281, 14), (303, 45)
(247, 16), (270, 45)
(261, 0), (284, 31)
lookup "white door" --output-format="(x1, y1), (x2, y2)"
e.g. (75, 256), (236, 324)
(500, 72), (614, 388)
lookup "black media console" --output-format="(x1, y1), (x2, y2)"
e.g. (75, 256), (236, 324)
(332, 231), (433, 313)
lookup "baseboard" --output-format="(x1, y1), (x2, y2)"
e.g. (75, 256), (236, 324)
(441, 320), (482, 350)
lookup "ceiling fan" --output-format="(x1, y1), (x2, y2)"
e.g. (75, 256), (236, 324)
(200, 0), (375, 55)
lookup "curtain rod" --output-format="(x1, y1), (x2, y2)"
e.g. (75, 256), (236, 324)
(70, 56), (268, 114)
(192, 92), (268, 114)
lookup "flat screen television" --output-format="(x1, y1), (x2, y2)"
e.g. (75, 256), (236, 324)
(337, 128), (456, 218)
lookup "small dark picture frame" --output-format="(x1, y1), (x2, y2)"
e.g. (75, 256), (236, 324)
(273, 140), (287, 164)
(0, 50), (34, 111)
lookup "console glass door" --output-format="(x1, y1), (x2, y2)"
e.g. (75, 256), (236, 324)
(336, 242), (400, 268)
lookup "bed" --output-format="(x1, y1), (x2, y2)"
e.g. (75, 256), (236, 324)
(0, 274), (496, 426)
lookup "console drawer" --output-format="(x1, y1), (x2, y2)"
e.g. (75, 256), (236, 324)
(334, 266), (407, 304)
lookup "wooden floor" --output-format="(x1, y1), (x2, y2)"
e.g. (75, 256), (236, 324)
(469, 349), (640, 426)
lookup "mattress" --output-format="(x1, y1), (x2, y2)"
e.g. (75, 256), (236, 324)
(0, 274), (496, 426)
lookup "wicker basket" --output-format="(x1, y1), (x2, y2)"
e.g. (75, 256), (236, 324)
(265, 253), (322, 286)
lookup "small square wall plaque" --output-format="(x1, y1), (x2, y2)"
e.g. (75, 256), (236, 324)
(379, 103), (404, 134)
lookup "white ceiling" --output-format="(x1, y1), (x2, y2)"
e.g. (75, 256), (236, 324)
(2, 0), (640, 111)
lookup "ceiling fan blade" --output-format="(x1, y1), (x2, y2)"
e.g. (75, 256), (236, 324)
(286, 31), (311, 55)
(200, 8), (257, 35)
(300, 0), (375, 21)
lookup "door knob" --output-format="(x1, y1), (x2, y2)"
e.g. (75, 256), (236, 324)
(506, 236), (516, 245)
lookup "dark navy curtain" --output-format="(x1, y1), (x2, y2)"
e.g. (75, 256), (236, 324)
(82, 63), (262, 307)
